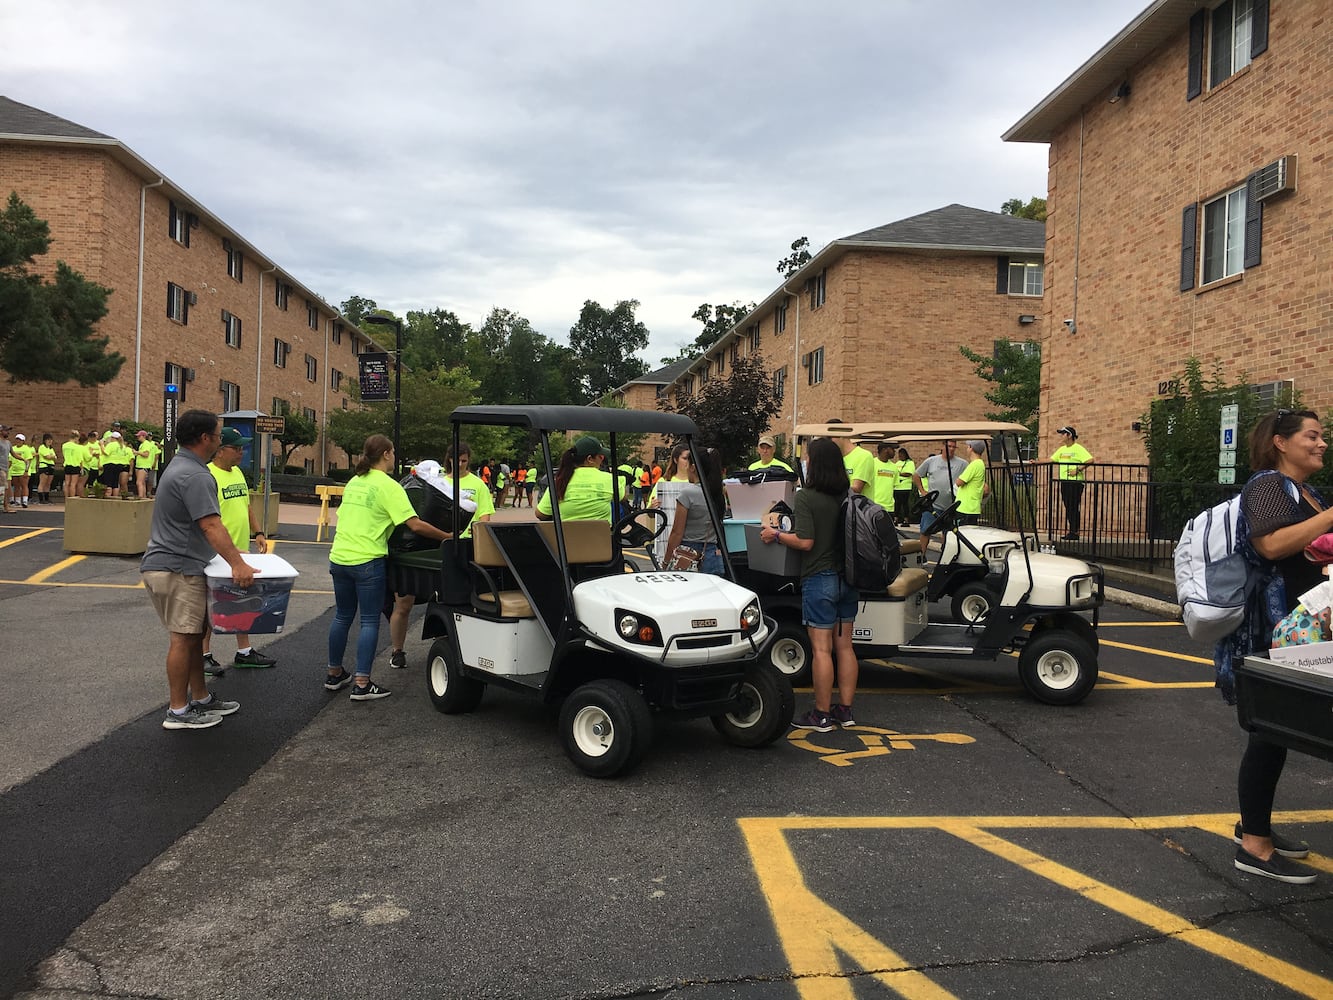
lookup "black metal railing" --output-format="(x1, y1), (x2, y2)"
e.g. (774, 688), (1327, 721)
(983, 462), (1239, 572)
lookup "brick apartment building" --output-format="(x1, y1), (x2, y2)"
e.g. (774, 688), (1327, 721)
(0, 97), (386, 472)
(603, 357), (692, 462)
(660, 204), (1047, 455)
(1005, 0), (1331, 463)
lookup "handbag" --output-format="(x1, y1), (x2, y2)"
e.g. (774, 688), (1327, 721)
(665, 544), (701, 572)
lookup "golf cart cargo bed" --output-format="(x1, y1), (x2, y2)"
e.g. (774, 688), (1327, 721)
(1236, 655), (1333, 763)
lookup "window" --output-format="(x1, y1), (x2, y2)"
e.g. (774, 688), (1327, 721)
(304, 458), (315, 475)
(220, 380), (240, 412)
(775, 303), (787, 334)
(731, 343), (740, 365)
(1007, 261), (1044, 297)
(303, 407), (317, 423)
(807, 347), (824, 386)
(273, 339), (290, 368)
(331, 368), (344, 392)
(1210, 0), (1254, 87)
(305, 353), (318, 382)
(275, 282), (289, 310)
(700, 366), (710, 385)
(168, 201), (191, 246)
(716, 352), (725, 375)
(222, 310), (242, 349)
(306, 300), (319, 330)
(810, 270), (827, 309)
(747, 326), (760, 352)
(331, 322), (342, 345)
(224, 239), (243, 281)
(773, 366), (786, 402)
(1202, 185), (1246, 284)
(350, 334), (360, 355)
(167, 282), (189, 324)
(272, 397), (285, 416)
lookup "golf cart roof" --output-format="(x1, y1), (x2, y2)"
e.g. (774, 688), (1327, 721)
(450, 404), (699, 436)
(795, 420), (1030, 443)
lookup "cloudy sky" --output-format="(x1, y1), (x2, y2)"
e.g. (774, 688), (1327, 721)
(3, 0), (1148, 365)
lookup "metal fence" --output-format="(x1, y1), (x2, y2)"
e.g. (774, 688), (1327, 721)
(983, 462), (1238, 572)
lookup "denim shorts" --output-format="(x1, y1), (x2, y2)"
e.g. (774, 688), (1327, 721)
(801, 568), (858, 629)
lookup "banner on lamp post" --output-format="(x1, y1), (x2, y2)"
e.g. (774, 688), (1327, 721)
(358, 352), (392, 401)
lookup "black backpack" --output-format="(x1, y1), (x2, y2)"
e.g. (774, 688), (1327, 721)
(841, 491), (900, 592)
(388, 475), (470, 552)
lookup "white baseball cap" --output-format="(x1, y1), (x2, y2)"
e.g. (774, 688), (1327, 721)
(15, 433), (25, 441)
(110, 431), (122, 438)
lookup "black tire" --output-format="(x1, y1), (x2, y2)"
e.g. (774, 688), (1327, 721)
(765, 620), (812, 686)
(951, 580), (998, 624)
(426, 637), (484, 714)
(711, 663), (796, 748)
(558, 679), (654, 778)
(1017, 631), (1097, 706)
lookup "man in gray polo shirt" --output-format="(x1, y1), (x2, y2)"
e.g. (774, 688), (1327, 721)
(142, 409), (256, 731)
(911, 440), (968, 533)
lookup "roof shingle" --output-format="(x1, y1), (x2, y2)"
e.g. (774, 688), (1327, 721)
(0, 96), (111, 141)
(842, 203), (1044, 252)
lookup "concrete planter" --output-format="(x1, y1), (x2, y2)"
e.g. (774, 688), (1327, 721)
(257, 492), (281, 535)
(64, 496), (155, 555)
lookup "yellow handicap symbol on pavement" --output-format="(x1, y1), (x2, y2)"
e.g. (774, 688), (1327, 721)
(788, 724), (975, 767)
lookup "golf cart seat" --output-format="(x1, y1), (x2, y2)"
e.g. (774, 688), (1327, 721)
(899, 537), (929, 555)
(886, 567), (930, 599)
(534, 520), (613, 564)
(470, 525), (536, 619)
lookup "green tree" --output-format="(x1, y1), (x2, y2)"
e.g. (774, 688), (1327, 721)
(959, 339), (1042, 437)
(403, 307), (472, 371)
(659, 353), (779, 470)
(660, 301), (755, 365)
(568, 299), (650, 399)
(0, 192), (122, 385)
(271, 399), (319, 469)
(776, 236), (812, 278)
(327, 364), (481, 465)
(1000, 196), (1047, 222)
(338, 294), (378, 328)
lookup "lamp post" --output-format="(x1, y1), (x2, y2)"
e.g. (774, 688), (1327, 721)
(362, 313), (404, 476)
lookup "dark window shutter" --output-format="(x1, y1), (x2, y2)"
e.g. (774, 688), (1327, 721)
(1187, 8), (1205, 100)
(166, 284), (174, 318)
(168, 202), (177, 236)
(1251, 0), (1269, 58)
(1180, 203), (1198, 291)
(996, 256), (1010, 294)
(1243, 174), (1264, 269)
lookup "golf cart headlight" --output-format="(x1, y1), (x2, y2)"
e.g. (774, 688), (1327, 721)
(614, 608), (663, 646)
(740, 601), (761, 635)
(618, 614), (639, 638)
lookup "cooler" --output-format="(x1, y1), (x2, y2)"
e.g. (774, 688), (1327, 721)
(205, 553), (299, 634)
(726, 480), (796, 521)
(1236, 654), (1333, 763)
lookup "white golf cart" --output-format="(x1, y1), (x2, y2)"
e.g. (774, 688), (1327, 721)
(751, 421), (1105, 705)
(405, 405), (793, 778)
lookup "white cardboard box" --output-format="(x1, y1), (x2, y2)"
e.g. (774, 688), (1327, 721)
(1266, 642), (1333, 677)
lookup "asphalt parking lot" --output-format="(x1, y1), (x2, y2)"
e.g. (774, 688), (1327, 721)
(3, 504), (1332, 999)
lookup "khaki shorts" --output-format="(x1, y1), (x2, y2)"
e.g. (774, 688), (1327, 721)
(142, 571), (208, 634)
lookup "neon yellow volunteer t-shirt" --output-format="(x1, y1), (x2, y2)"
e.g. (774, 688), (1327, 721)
(537, 466), (616, 521)
(872, 459), (898, 511)
(957, 458), (987, 515)
(844, 445), (875, 492)
(208, 462), (252, 549)
(330, 468), (418, 565)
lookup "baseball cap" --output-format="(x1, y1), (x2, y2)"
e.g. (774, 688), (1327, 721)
(758, 435), (776, 448)
(112, 421), (122, 427)
(136, 430), (149, 439)
(572, 435), (608, 460)
(1057, 425), (1077, 438)
(967, 440), (987, 454)
(110, 431), (122, 439)
(219, 427), (252, 448)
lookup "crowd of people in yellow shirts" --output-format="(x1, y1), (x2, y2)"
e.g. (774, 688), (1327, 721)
(1, 421), (163, 510)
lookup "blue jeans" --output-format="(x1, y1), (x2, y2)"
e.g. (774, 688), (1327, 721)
(328, 558), (386, 678)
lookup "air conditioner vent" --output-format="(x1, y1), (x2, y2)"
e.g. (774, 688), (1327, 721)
(185, 368), (196, 382)
(186, 291), (198, 307)
(1254, 155), (1296, 201)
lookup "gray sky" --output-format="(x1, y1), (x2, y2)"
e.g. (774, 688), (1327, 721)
(2, 0), (1148, 365)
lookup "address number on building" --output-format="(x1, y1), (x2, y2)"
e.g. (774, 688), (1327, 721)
(255, 415), (285, 435)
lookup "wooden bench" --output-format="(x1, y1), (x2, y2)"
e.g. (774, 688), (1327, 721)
(314, 484), (344, 542)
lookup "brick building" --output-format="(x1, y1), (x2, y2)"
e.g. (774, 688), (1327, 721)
(1005, 0), (1331, 463)
(603, 357), (693, 462)
(661, 204), (1047, 456)
(0, 97), (385, 472)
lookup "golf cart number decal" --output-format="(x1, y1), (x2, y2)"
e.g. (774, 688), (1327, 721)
(852, 627), (873, 641)
(692, 618), (717, 628)
(634, 573), (691, 584)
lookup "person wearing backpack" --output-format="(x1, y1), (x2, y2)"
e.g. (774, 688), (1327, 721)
(1226, 409), (1333, 884)
(759, 437), (860, 733)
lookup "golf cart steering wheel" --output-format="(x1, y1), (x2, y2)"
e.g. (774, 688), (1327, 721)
(921, 500), (963, 537)
(910, 490), (939, 518)
(615, 507), (667, 547)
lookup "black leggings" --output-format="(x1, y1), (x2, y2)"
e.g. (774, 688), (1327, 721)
(1238, 734), (1287, 838)
(1060, 480), (1085, 534)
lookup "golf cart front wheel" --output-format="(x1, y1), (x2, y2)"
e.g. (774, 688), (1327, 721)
(952, 580), (998, 624)
(766, 620), (812, 686)
(559, 679), (654, 778)
(711, 663), (796, 748)
(427, 637), (484, 714)
(1017, 632), (1097, 706)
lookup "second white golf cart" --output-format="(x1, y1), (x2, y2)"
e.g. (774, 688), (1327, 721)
(404, 405), (792, 778)
(752, 421), (1105, 705)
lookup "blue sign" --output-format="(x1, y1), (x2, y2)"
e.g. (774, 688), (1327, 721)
(1223, 429), (1234, 446)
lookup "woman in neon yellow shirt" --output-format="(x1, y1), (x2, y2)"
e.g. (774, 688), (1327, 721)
(536, 436), (619, 522)
(325, 434), (450, 701)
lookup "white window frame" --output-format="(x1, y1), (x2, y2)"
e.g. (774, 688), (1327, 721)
(808, 347), (824, 386)
(273, 339), (290, 368)
(307, 301), (319, 330)
(1201, 185), (1246, 284)
(275, 282), (289, 310)
(167, 282), (186, 323)
(169, 202), (189, 245)
(305, 354), (317, 382)
(220, 380), (241, 412)
(773, 366), (786, 401)
(811, 270), (827, 309)
(223, 310), (242, 349)
(775, 303), (787, 334)
(225, 242), (243, 281)
(331, 368), (344, 391)
(1210, 0), (1254, 88)
(332, 322), (342, 345)
(1007, 260), (1044, 297)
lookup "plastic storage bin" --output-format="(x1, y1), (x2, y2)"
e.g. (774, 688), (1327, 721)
(1236, 654), (1333, 763)
(726, 480), (796, 521)
(723, 519), (761, 553)
(205, 553), (299, 634)
(744, 524), (802, 577)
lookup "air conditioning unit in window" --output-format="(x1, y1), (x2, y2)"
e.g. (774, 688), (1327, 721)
(218, 378), (228, 392)
(186, 291), (198, 307)
(185, 368), (196, 382)
(800, 352), (811, 368)
(1254, 155), (1297, 201)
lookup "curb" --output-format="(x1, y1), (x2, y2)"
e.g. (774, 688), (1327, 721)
(1105, 586), (1180, 620)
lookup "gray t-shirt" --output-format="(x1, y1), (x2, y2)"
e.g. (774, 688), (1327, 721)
(141, 448), (222, 576)
(0, 438), (9, 472)
(916, 454), (968, 511)
(676, 482), (718, 545)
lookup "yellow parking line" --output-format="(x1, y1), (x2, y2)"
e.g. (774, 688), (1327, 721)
(0, 527), (56, 549)
(24, 554), (84, 584)
(1100, 638), (1211, 664)
(1099, 621), (1181, 627)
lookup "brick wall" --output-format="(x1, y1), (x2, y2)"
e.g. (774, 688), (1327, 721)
(1040, 0), (1333, 463)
